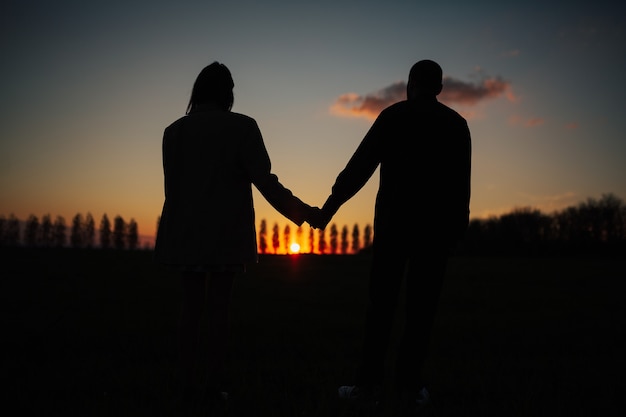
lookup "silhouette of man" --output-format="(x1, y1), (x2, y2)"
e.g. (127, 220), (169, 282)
(312, 59), (471, 413)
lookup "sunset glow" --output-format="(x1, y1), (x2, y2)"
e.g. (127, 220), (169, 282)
(289, 243), (301, 254)
(1, 2), (625, 247)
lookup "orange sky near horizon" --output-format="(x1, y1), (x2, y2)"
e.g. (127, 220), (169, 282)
(2, 2), (625, 253)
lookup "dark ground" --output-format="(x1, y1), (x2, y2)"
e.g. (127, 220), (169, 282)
(1, 247), (625, 416)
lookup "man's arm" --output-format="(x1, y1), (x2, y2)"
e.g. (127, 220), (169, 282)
(321, 114), (387, 219)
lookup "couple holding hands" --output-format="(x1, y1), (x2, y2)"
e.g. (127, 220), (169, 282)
(155, 59), (471, 415)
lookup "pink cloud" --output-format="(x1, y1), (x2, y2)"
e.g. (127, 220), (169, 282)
(524, 117), (545, 127)
(329, 82), (405, 120)
(440, 76), (517, 106)
(330, 74), (517, 120)
(508, 115), (545, 127)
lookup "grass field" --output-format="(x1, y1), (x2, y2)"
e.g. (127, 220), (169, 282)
(2, 247), (625, 416)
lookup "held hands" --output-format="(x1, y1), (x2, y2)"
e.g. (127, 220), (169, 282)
(307, 206), (332, 230)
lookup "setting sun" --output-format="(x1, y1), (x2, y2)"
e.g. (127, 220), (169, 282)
(289, 243), (301, 254)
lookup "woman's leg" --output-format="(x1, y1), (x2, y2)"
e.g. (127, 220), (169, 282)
(178, 271), (207, 400)
(205, 270), (236, 392)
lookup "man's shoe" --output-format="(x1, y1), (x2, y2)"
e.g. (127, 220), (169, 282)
(415, 387), (430, 406)
(338, 385), (360, 400)
(338, 384), (382, 409)
(399, 386), (431, 415)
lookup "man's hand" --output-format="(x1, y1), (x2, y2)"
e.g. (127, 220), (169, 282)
(307, 206), (332, 230)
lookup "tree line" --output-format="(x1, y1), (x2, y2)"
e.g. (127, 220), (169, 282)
(0, 213), (140, 250)
(462, 193), (626, 256)
(256, 219), (373, 255)
(1, 193), (625, 255)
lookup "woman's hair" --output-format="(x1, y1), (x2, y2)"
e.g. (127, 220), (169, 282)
(186, 61), (235, 114)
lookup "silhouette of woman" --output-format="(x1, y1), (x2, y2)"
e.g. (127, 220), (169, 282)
(154, 61), (315, 410)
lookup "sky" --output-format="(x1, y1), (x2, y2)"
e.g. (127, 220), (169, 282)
(2, 0), (626, 248)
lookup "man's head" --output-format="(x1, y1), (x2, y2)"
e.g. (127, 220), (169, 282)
(407, 60), (443, 100)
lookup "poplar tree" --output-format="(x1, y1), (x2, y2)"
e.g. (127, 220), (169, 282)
(84, 212), (95, 248)
(308, 227), (315, 254)
(258, 219), (268, 254)
(272, 222), (280, 254)
(100, 214), (112, 249)
(113, 215), (126, 250)
(296, 225), (303, 250)
(329, 224), (338, 254)
(6, 214), (20, 246)
(352, 224), (360, 253)
(341, 225), (349, 254)
(53, 216), (67, 247)
(283, 224), (291, 253)
(127, 218), (138, 250)
(318, 228), (327, 254)
(71, 213), (84, 248)
(364, 224), (373, 248)
(25, 214), (40, 247)
(38, 214), (52, 247)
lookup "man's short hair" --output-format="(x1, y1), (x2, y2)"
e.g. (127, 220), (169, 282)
(408, 60), (443, 96)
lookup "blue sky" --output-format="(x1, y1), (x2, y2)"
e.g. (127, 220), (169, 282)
(2, 1), (625, 246)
